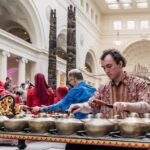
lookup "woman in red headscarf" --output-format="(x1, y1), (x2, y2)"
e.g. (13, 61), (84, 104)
(54, 86), (69, 104)
(0, 81), (11, 97)
(26, 73), (54, 113)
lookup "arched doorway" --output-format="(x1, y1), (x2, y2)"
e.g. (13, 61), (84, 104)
(57, 33), (67, 60)
(56, 31), (67, 86)
(123, 40), (150, 78)
(83, 51), (98, 86)
(85, 51), (95, 74)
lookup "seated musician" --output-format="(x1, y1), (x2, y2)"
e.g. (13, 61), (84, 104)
(67, 49), (150, 150)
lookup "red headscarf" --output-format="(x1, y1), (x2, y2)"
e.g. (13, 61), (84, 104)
(54, 86), (69, 104)
(34, 73), (51, 104)
(0, 81), (11, 96)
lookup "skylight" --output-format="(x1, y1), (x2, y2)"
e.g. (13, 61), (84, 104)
(108, 4), (120, 9)
(137, 2), (148, 8)
(104, 0), (149, 10)
(122, 3), (132, 9)
(105, 0), (117, 4)
(120, 0), (132, 3)
(135, 0), (147, 2)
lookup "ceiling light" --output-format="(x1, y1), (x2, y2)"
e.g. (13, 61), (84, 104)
(105, 0), (117, 4)
(137, 2), (148, 8)
(108, 4), (120, 9)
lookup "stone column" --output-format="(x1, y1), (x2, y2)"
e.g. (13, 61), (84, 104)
(57, 70), (60, 86)
(18, 58), (28, 85)
(0, 51), (10, 81)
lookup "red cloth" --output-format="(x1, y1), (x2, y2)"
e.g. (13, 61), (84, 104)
(54, 86), (69, 104)
(15, 96), (22, 104)
(34, 73), (53, 104)
(26, 73), (54, 114)
(26, 87), (54, 107)
(0, 81), (11, 96)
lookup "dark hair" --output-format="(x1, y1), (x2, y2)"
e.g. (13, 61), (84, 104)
(16, 91), (22, 96)
(28, 82), (34, 89)
(21, 83), (25, 86)
(68, 69), (83, 80)
(100, 49), (127, 67)
(6, 77), (10, 80)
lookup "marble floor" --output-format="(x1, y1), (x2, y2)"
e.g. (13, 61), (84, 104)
(0, 139), (66, 150)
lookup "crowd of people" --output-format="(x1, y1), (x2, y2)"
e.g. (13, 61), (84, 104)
(0, 73), (71, 114)
(0, 49), (150, 150)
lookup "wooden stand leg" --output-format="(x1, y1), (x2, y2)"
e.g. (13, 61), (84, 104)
(17, 140), (27, 149)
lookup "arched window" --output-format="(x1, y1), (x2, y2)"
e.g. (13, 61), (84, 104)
(8, 28), (31, 43)
(84, 51), (95, 73)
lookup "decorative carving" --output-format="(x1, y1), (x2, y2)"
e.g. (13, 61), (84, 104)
(18, 58), (28, 63)
(1, 51), (10, 57)
(66, 5), (76, 84)
(48, 9), (57, 95)
(132, 63), (150, 84)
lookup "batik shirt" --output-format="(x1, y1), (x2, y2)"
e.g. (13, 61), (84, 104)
(90, 72), (150, 118)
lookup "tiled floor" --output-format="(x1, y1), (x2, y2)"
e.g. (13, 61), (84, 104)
(0, 139), (66, 150)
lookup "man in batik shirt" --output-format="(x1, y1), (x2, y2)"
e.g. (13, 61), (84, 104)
(69, 49), (150, 117)
(66, 49), (150, 150)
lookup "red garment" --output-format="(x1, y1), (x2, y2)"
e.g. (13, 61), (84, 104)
(26, 86), (54, 107)
(34, 73), (52, 104)
(54, 86), (69, 104)
(0, 81), (11, 96)
(15, 96), (22, 104)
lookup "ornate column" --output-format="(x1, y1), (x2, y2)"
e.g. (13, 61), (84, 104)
(48, 9), (57, 95)
(18, 58), (28, 85)
(0, 51), (10, 81)
(66, 5), (76, 84)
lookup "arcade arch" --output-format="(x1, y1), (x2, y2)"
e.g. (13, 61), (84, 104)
(84, 50), (96, 74)
(123, 40), (150, 78)
(83, 50), (100, 87)
(0, 0), (45, 84)
(57, 33), (67, 60)
(0, 0), (45, 47)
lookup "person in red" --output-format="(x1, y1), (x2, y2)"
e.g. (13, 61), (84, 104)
(0, 81), (11, 97)
(26, 73), (54, 114)
(54, 86), (69, 104)
(15, 91), (22, 104)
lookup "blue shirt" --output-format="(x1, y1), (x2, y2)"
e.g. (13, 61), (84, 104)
(47, 81), (96, 119)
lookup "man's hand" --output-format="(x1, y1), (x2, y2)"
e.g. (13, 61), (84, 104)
(20, 105), (29, 110)
(33, 106), (41, 112)
(88, 99), (104, 109)
(41, 106), (49, 112)
(68, 104), (82, 114)
(114, 102), (129, 112)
